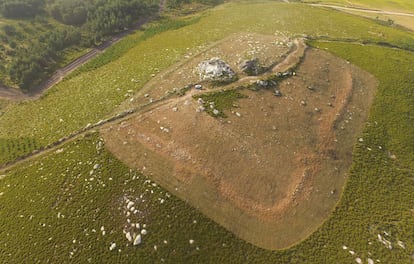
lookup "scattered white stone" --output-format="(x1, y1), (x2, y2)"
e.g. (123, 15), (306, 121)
(154, 245), (157, 251)
(397, 240), (406, 249)
(109, 242), (116, 251)
(141, 229), (147, 235)
(235, 112), (241, 117)
(55, 148), (64, 154)
(93, 164), (100, 170)
(196, 106), (206, 112)
(172, 107), (178, 112)
(355, 257), (362, 264)
(133, 234), (142, 246)
(100, 226), (105, 231)
(342, 245), (348, 250)
(213, 109), (220, 115)
(127, 201), (135, 209)
(189, 239), (195, 244)
(377, 234), (392, 249)
(367, 258), (374, 264)
(349, 250), (355, 255)
(144, 94), (149, 98)
(126, 232), (133, 242)
(195, 84), (202, 90)
(359, 138), (364, 142)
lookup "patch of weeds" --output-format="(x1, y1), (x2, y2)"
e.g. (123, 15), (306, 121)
(193, 88), (247, 117)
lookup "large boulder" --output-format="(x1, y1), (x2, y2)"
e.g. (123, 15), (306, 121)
(197, 58), (236, 82)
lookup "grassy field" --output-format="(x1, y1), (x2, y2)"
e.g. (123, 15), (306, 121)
(301, 0), (414, 31)
(1, 2), (414, 165)
(302, 0), (414, 12)
(0, 2), (413, 262)
(0, 40), (413, 262)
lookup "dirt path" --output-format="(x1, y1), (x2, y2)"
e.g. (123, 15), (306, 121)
(310, 3), (414, 17)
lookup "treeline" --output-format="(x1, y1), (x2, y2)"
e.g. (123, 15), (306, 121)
(8, 28), (81, 90)
(0, 0), (44, 19)
(1, 0), (158, 90)
(167, 0), (223, 8)
(0, 0), (223, 90)
(49, 0), (158, 42)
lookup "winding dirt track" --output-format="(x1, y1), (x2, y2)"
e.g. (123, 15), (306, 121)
(310, 3), (414, 17)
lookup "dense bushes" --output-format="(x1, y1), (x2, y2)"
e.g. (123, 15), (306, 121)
(167, 0), (223, 8)
(8, 28), (82, 90)
(0, 0), (45, 18)
(0, 0), (221, 90)
(2, 0), (157, 90)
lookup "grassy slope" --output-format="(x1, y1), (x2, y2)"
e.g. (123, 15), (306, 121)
(0, 3), (413, 263)
(1, 2), (414, 164)
(302, 0), (414, 12)
(1, 42), (413, 262)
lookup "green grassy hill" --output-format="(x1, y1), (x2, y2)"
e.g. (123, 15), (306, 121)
(0, 1), (413, 263)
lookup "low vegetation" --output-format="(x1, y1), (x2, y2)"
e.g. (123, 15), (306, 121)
(192, 89), (247, 117)
(0, 2), (413, 262)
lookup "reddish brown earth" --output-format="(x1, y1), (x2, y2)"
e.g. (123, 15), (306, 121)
(101, 35), (377, 249)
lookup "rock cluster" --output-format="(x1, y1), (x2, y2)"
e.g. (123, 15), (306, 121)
(197, 58), (235, 82)
(240, 58), (265, 76)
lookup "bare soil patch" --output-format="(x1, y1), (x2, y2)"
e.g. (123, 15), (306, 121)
(101, 35), (377, 249)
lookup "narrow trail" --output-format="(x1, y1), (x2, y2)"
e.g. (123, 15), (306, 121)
(310, 3), (414, 17)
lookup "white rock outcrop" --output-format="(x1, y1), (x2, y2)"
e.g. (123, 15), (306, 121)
(197, 58), (235, 82)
